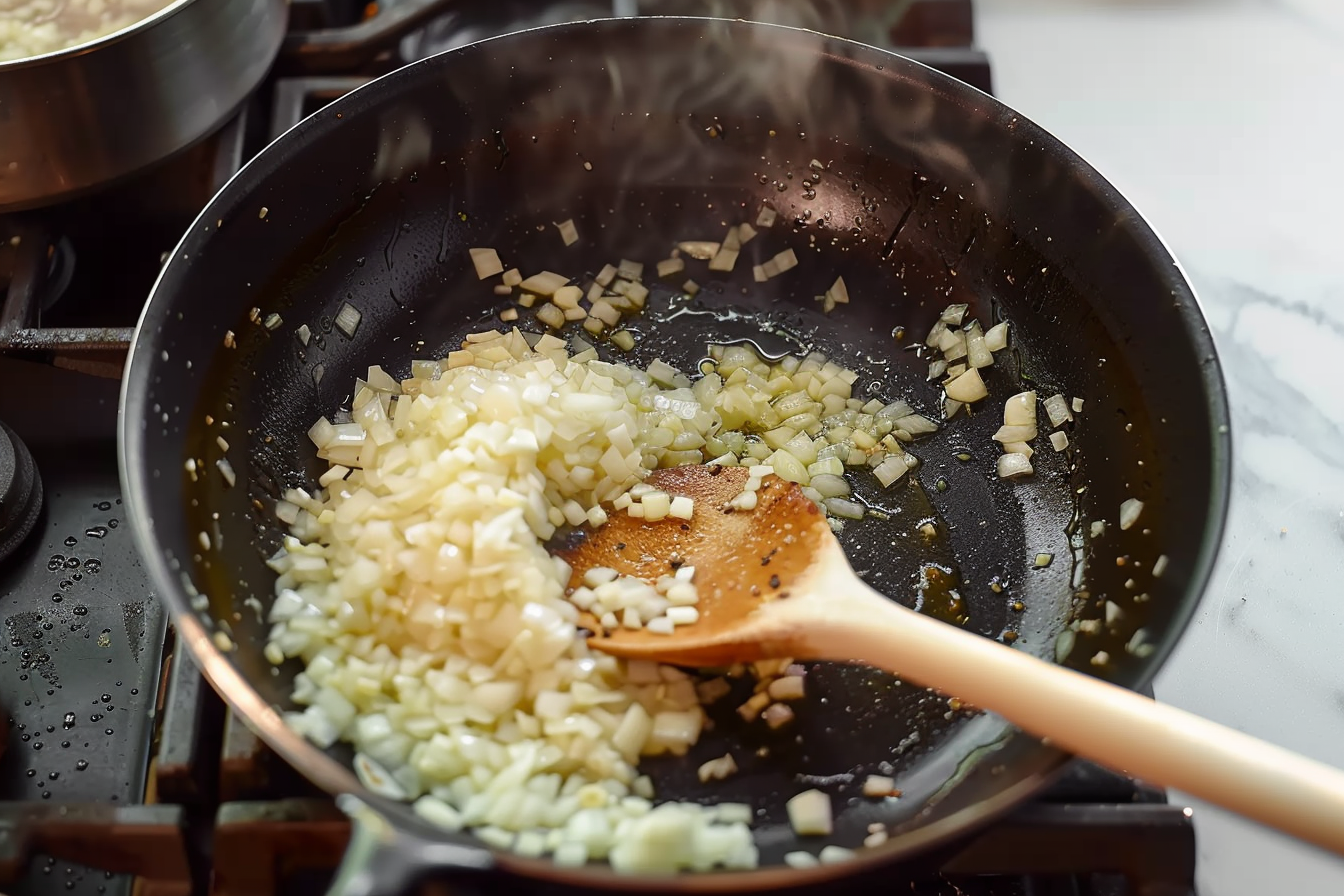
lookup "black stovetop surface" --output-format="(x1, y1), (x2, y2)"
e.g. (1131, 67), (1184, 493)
(0, 3), (1193, 895)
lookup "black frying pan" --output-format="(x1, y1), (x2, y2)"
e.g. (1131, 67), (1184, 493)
(118, 17), (1230, 895)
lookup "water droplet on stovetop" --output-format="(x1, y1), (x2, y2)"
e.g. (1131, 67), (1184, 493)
(100, 694), (111, 703)
(104, 729), (113, 736)
(25, 769), (34, 777)
(84, 527), (107, 539)
(107, 519), (118, 528)
(62, 537), (77, 548)
(48, 772), (58, 780)
(96, 501), (111, 511)
(84, 559), (101, 572)
(62, 712), (75, 729)
(73, 606), (87, 616)
(75, 760), (88, 770)
(47, 555), (64, 571)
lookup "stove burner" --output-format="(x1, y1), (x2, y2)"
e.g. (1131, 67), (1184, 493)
(0, 420), (42, 564)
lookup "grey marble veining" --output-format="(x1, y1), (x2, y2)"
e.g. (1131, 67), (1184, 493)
(976, 1), (1344, 893)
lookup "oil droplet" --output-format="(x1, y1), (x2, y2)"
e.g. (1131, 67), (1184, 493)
(96, 501), (111, 511)
(63, 713), (75, 728)
(108, 519), (118, 528)
(63, 537), (77, 547)
(100, 694), (111, 703)
(47, 555), (64, 571)
(48, 771), (58, 780)
(104, 729), (114, 735)
(84, 559), (101, 573)
(73, 606), (88, 616)
(84, 527), (108, 539)
(75, 760), (88, 770)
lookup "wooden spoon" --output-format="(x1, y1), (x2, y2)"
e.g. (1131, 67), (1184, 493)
(561, 464), (1344, 856)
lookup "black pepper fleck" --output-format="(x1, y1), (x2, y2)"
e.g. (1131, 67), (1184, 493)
(769, 575), (781, 589)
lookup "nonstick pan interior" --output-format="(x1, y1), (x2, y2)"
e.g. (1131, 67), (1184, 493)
(120, 17), (1230, 887)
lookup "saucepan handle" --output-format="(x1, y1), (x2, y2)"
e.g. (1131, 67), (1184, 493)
(325, 795), (495, 896)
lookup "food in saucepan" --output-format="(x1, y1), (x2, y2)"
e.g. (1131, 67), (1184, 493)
(255, 214), (1084, 871)
(1, 0), (178, 62)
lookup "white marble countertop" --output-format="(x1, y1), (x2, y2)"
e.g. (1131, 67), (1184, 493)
(975, 1), (1344, 893)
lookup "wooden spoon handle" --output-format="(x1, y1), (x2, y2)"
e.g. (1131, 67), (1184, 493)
(797, 566), (1344, 856)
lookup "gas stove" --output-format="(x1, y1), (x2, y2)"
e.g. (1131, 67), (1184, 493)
(0, 2), (1194, 894)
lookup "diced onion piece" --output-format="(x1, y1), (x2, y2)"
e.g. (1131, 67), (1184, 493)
(1152, 554), (1169, 578)
(676, 241), (719, 261)
(737, 223), (758, 244)
(756, 205), (778, 228)
(595, 263), (617, 287)
(519, 271), (570, 296)
(552, 285), (583, 309)
(657, 257), (685, 278)
(335, 302), (362, 338)
(997, 453), (1034, 479)
(767, 676), (805, 701)
(786, 790), (833, 836)
(820, 845), (855, 865)
(823, 497), (864, 520)
(1050, 431), (1069, 452)
(617, 259), (644, 280)
(708, 247), (739, 272)
(825, 276), (849, 305)
(772, 249), (799, 274)
(940, 303), (968, 325)
(984, 321), (1010, 352)
(611, 331), (636, 351)
(1003, 391), (1037, 426)
(1120, 498), (1144, 530)
(784, 851), (818, 869)
(992, 424), (1037, 443)
(1043, 393), (1073, 428)
(1072, 397), (1085, 413)
(536, 304), (566, 330)
(862, 775), (896, 797)
(469, 247), (504, 279)
(944, 367), (987, 403)
(696, 753), (739, 782)
(873, 456), (908, 488)
(762, 703), (795, 729)
(502, 268), (522, 287)
(555, 219), (579, 246)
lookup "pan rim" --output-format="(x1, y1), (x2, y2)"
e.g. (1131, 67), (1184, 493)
(118, 13), (1232, 887)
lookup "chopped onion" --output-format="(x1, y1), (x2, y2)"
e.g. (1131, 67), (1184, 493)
(1003, 391), (1037, 426)
(786, 790), (833, 836)
(940, 303), (968, 325)
(762, 703), (795, 729)
(708, 247), (739, 272)
(756, 205), (778, 228)
(657, 257), (685, 278)
(1152, 554), (1169, 578)
(944, 368), (987, 403)
(519, 271), (570, 296)
(996, 453), (1033, 479)
(1120, 498), (1144, 530)
(862, 775), (896, 797)
(555, 219), (579, 246)
(697, 753), (739, 782)
(469, 248), (504, 279)
(1043, 393), (1072, 428)
(984, 321), (1010, 352)
(334, 302), (362, 338)
(1050, 431), (1069, 452)
(676, 241), (719, 261)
